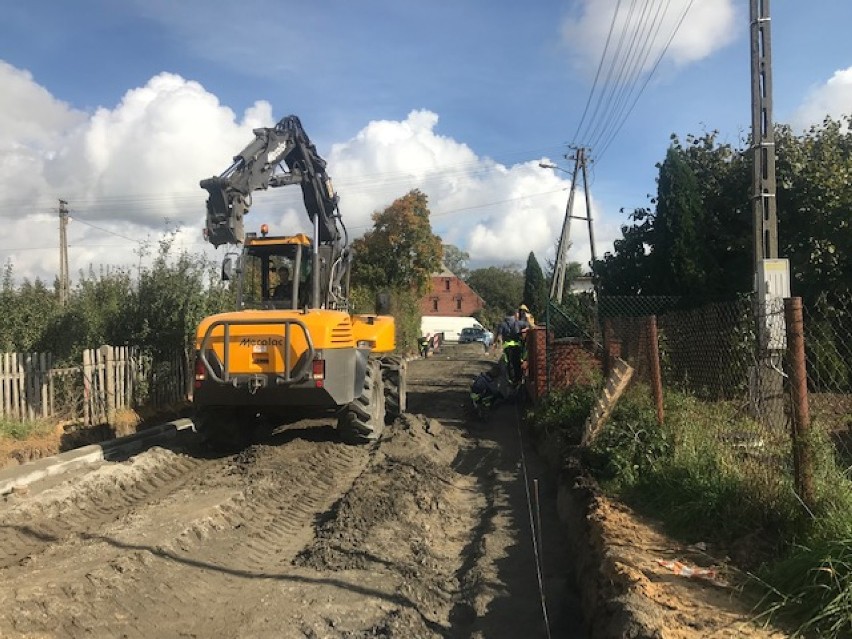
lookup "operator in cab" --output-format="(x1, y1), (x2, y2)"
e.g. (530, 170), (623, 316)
(272, 265), (293, 301)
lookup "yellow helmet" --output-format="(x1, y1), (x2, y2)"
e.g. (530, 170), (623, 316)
(519, 304), (529, 312)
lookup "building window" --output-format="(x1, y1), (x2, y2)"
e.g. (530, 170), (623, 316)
(432, 298), (438, 312)
(444, 278), (451, 291)
(455, 297), (462, 311)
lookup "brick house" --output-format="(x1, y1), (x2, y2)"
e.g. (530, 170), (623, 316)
(420, 265), (485, 316)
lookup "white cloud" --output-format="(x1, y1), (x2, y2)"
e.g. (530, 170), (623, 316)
(791, 67), (852, 130)
(329, 110), (615, 271)
(561, 0), (739, 78)
(0, 64), (274, 282)
(0, 63), (619, 285)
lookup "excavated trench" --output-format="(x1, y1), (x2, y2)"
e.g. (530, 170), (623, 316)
(0, 345), (593, 639)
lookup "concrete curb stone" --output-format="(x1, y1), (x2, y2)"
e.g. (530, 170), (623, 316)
(0, 418), (194, 496)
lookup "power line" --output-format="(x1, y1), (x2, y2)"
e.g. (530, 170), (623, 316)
(595, 0), (695, 164)
(572, 0), (624, 144)
(570, 0), (695, 163)
(69, 216), (144, 244)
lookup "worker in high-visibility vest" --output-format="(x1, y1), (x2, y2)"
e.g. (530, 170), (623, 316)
(495, 312), (530, 388)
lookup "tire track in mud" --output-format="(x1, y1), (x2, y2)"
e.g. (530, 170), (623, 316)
(0, 432), (373, 638)
(0, 447), (212, 570)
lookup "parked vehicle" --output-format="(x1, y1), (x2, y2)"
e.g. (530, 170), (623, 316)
(459, 326), (494, 348)
(421, 316), (483, 343)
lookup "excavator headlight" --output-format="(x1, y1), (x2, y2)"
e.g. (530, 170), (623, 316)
(357, 340), (375, 349)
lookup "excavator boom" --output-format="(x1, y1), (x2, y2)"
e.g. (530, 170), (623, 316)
(201, 115), (341, 248)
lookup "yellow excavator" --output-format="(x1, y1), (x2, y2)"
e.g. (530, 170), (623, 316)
(192, 115), (406, 447)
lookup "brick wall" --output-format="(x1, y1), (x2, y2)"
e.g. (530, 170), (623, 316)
(420, 275), (485, 316)
(525, 326), (604, 402)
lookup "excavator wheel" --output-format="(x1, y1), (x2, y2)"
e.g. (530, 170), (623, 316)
(338, 359), (386, 445)
(380, 355), (407, 423)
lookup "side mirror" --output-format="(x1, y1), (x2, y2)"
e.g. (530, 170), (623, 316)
(221, 256), (234, 281)
(375, 291), (391, 315)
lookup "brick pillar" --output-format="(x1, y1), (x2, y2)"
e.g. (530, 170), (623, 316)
(526, 326), (547, 401)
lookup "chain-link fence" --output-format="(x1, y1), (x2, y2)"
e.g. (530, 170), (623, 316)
(542, 292), (852, 506)
(804, 291), (852, 462)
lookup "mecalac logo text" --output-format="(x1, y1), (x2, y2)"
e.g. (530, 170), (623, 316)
(239, 338), (284, 347)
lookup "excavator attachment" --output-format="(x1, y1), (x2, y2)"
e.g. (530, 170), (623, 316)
(201, 177), (247, 247)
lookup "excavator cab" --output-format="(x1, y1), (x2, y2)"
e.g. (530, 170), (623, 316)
(236, 233), (314, 311)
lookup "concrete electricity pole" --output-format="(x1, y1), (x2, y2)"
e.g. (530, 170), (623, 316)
(750, 0), (789, 425)
(58, 199), (70, 306)
(750, 0), (778, 264)
(544, 147), (597, 303)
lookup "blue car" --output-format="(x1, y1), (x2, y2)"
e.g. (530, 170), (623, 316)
(458, 326), (494, 348)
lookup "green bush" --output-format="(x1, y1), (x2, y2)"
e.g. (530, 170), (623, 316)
(586, 388), (671, 488)
(528, 385), (598, 441)
(350, 284), (421, 356)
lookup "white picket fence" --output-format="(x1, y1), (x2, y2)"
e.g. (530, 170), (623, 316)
(0, 346), (190, 425)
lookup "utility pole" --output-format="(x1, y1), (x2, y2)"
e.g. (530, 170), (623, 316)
(58, 199), (70, 306)
(547, 147), (597, 303)
(750, 0), (789, 426)
(750, 0), (778, 264)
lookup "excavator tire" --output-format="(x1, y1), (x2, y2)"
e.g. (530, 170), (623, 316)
(380, 355), (407, 423)
(338, 359), (386, 445)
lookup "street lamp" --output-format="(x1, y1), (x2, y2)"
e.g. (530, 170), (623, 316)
(538, 162), (568, 173)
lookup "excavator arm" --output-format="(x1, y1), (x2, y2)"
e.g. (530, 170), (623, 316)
(201, 115), (342, 248)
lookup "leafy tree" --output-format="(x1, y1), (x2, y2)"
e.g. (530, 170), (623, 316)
(593, 208), (654, 295)
(442, 244), (470, 280)
(595, 121), (852, 303)
(776, 115), (852, 300)
(522, 252), (547, 319)
(648, 146), (709, 298)
(36, 266), (134, 362)
(0, 273), (59, 353)
(126, 235), (227, 359)
(351, 189), (443, 295)
(467, 265), (524, 329)
(672, 132), (751, 297)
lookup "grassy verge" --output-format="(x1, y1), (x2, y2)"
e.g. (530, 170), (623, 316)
(528, 383), (852, 637)
(0, 417), (56, 441)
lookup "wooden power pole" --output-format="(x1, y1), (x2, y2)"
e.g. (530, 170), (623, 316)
(58, 199), (70, 306)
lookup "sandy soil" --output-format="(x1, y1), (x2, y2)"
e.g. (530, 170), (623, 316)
(0, 344), (790, 638)
(0, 345), (583, 638)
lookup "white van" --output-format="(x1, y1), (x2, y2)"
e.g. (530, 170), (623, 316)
(420, 316), (483, 343)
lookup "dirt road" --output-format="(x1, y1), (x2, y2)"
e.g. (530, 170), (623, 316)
(0, 345), (585, 638)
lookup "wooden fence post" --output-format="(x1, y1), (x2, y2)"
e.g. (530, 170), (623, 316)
(784, 297), (814, 510)
(83, 349), (92, 425)
(101, 345), (116, 423)
(647, 315), (664, 425)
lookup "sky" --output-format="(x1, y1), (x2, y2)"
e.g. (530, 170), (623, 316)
(0, 0), (850, 285)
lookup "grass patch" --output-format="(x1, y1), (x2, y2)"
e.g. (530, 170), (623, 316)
(529, 382), (852, 635)
(0, 417), (56, 441)
(757, 537), (852, 638)
(584, 387), (806, 549)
